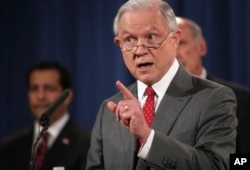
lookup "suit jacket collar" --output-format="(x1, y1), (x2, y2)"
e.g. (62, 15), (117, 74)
(151, 65), (193, 134)
(41, 120), (78, 169)
(116, 65), (194, 169)
(119, 65), (193, 169)
(128, 65), (193, 135)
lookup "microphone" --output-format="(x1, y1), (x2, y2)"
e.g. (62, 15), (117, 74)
(39, 89), (70, 127)
(30, 89), (70, 170)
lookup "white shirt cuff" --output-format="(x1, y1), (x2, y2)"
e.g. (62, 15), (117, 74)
(137, 129), (155, 159)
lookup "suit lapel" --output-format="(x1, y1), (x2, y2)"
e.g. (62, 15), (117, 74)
(152, 65), (193, 135)
(118, 69), (194, 169)
(41, 121), (75, 169)
(136, 66), (194, 170)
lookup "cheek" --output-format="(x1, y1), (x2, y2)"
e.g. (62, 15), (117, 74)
(181, 47), (196, 62)
(187, 44), (198, 54)
(122, 54), (135, 69)
(28, 94), (36, 105)
(181, 46), (191, 56)
(155, 53), (173, 72)
(49, 94), (59, 101)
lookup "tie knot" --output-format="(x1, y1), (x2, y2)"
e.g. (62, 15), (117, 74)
(145, 86), (154, 96)
(41, 131), (49, 141)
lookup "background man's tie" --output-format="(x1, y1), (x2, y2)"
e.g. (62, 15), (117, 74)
(35, 131), (49, 169)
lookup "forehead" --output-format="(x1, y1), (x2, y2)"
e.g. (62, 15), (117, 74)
(178, 23), (193, 39)
(29, 70), (60, 84)
(118, 8), (168, 34)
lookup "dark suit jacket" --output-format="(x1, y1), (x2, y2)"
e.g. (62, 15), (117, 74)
(207, 75), (250, 153)
(0, 119), (90, 170)
(86, 65), (237, 170)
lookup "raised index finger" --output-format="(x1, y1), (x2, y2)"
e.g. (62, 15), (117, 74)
(116, 80), (136, 100)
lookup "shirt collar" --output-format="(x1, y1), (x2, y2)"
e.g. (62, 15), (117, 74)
(137, 58), (179, 101)
(199, 67), (207, 79)
(34, 113), (69, 142)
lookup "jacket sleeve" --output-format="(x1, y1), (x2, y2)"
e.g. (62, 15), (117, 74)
(145, 86), (237, 170)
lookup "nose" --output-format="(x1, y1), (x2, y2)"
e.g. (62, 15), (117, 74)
(133, 44), (148, 55)
(37, 89), (46, 100)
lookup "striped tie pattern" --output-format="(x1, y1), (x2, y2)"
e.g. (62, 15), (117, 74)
(35, 131), (49, 169)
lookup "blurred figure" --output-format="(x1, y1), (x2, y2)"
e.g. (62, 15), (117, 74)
(86, 0), (237, 169)
(176, 16), (250, 153)
(0, 60), (90, 170)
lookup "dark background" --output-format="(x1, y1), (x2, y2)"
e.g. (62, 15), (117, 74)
(1, 0), (249, 139)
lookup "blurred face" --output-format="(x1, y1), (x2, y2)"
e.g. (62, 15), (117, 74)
(176, 20), (206, 76)
(114, 8), (181, 85)
(28, 69), (70, 124)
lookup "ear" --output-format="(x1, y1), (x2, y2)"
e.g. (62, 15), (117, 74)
(65, 89), (73, 105)
(199, 37), (207, 57)
(171, 29), (182, 50)
(114, 37), (121, 47)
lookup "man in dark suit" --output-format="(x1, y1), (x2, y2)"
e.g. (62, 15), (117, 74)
(176, 16), (250, 153)
(0, 60), (90, 170)
(86, 0), (237, 169)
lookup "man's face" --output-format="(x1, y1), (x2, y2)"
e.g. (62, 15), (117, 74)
(28, 69), (68, 123)
(114, 8), (180, 85)
(176, 21), (205, 75)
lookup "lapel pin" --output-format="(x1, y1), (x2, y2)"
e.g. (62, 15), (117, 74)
(62, 137), (70, 145)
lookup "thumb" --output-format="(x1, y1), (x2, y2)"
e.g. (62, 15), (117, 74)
(107, 101), (117, 113)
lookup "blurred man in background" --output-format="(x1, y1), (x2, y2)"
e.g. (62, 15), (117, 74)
(176, 16), (250, 153)
(0, 60), (90, 170)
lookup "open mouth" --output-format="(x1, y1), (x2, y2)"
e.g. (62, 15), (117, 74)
(138, 62), (153, 68)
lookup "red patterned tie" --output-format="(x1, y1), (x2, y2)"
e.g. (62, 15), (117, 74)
(35, 131), (49, 169)
(138, 86), (155, 148)
(143, 86), (155, 126)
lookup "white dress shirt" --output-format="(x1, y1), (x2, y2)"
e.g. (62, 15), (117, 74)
(137, 58), (179, 158)
(33, 113), (69, 149)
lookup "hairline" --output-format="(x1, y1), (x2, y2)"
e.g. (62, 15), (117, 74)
(113, 0), (177, 36)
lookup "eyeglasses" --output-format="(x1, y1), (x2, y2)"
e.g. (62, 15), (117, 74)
(119, 31), (172, 53)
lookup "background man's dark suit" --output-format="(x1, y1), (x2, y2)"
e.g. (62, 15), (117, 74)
(0, 120), (90, 170)
(207, 75), (250, 153)
(175, 16), (250, 154)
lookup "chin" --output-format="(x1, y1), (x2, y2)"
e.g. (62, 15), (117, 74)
(139, 77), (156, 85)
(32, 111), (44, 119)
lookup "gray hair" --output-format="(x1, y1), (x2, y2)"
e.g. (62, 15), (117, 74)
(176, 17), (203, 40)
(113, 0), (177, 36)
